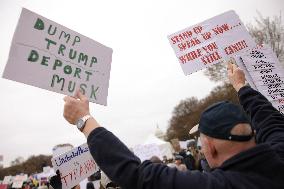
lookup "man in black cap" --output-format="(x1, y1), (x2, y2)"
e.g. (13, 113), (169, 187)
(63, 61), (284, 189)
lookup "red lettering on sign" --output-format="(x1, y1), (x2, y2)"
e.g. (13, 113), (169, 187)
(193, 26), (203, 34)
(177, 38), (201, 51)
(224, 40), (248, 55)
(201, 52), (222, 65)
(179, 48), (203, 64)
(171, 30), (193, 44)
(61, 174), (69, 187)
(279, 99), (284, 104)
(202, 42), (218, 53)
(201, 32), (212, 40)
(212, 24), (230, 35)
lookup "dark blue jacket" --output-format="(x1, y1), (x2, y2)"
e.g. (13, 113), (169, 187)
(87, 86), (284, 189)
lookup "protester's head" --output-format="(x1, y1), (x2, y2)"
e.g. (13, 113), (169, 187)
(174, 155), (183, 165)
(198, 101), (255, 168)
(150, 156), (163, 163)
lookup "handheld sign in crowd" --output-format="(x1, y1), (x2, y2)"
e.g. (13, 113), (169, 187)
(133, 143), (163, 162)
(240, 45), (284, 114)
(168, 10), (255, 75)
(11, 175), (28, 188)
(3, 8), (113, 105)
(2, 176), (12, 185)
(51, 143), (98, 189)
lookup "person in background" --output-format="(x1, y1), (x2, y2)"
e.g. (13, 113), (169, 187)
(173, 155), (187, 171)
(149, 156), (163, 164)
(62, 60), (284, 189)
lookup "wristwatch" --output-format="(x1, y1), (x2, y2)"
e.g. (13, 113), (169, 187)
(76, 115), (92, 131)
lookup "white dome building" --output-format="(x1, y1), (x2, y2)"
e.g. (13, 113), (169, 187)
(155, 125), (165, 140)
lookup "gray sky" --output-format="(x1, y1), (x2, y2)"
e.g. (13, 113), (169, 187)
(0, 0), (283, 168)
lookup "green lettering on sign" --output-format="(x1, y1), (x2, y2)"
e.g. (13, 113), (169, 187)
(80, 83), (87, 95)
(78, 53), (88, 65)
(28, 50), (39, 62)
(68, 81), (76, 93)
(41, 56), (50, 66)
(51, 74), (65, 91)
(90, 86), (99, 100)
(90, 57), (97, 67)
(34, 18), (44, 30)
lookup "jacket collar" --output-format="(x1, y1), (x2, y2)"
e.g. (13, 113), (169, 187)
(217, 143), (275, 171)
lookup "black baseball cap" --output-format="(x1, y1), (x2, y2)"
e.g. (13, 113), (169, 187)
(198, 101), (253, 141)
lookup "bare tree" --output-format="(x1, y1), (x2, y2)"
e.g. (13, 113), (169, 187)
(204, 12), (284, 82)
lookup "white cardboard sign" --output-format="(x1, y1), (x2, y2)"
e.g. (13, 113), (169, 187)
(240, 45), (284, 114)
(2, 176), (12, 185)
(133, 143), (162, 162)
(12, 175), (27, 188)
(3, 8), (113, 105)
(51, 143), (98, 189)
(168, 10), (256, 75)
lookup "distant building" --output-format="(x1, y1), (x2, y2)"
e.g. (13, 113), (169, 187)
(155, 125), (166, 140)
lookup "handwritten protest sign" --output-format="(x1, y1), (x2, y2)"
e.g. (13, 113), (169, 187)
(3, 8), (113, 105)
(240, 45), (284, 114)
(2, 176), (12, 185)
(133, 143), (162, 162)
(12, 175), (27, 188)
(168, 10), (255, 75)
(51, 143), (98, 189)
(235, 57), (257, 90)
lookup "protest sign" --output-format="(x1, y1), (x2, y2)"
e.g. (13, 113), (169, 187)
(12, 175), (27, 188)
(133, 143), (162, 162)
(235, 57), (257, 90)
(43, 166), (51, 174)
(3, 8), (113, 105)
(51, 143), (98, 189)
(168, 10), (255, 75)
(2, 176), (12, 185)
(179, 141), (188, 150)
(240, 45), (284, 114)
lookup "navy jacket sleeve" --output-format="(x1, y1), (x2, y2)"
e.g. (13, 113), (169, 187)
(87, 127), (226, 189)
(238, 86), (284, 159)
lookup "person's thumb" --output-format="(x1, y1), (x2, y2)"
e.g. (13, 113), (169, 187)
(74, 89), (88, 102)
(227, 61), (233, 74)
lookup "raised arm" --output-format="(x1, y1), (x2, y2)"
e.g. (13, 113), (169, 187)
(62, 90), (223, 189)
(227, 61), (284, 159)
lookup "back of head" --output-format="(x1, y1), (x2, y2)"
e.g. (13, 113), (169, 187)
(199, 101), (253, 142)
(149, 156), (163, 163)
(198, 101), (255, 167)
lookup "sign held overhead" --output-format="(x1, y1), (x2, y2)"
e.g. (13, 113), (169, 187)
(3, 8), (113, 105)
(168, 10), (255, 75)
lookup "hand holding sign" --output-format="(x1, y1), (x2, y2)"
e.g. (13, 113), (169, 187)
(63, 90), (100, 137)
(63, 90), (90, 125)
(3, 8), (112, 105)
(51, 143), (98, 189)
(168, 10), (256, 75)
(227, 60), (246, 92)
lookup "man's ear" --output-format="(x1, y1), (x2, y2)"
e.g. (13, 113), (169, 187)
(205, 137), (218, 158)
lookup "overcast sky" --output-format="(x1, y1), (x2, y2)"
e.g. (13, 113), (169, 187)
(0, 0), (283, 168)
